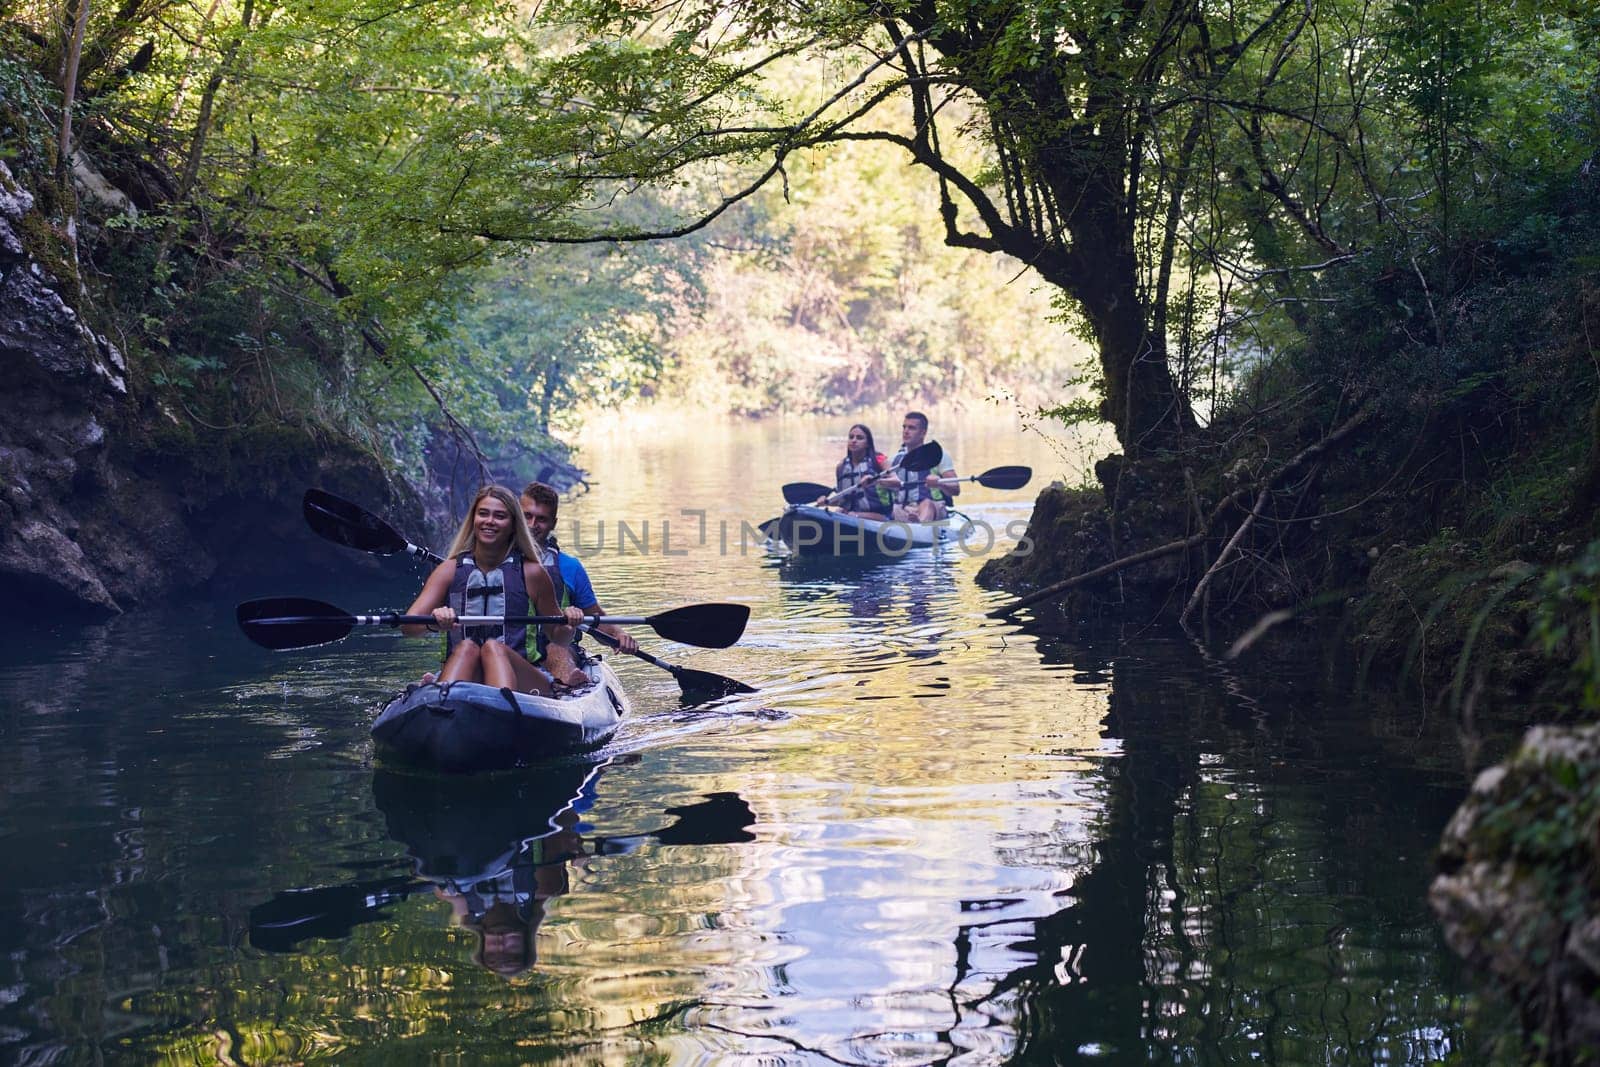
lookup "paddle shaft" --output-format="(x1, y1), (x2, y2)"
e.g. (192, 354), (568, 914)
(832, 470), (1017, 502)
(255, 612), (650, 628)
(821, 461), (940, 507)
(295, 488), (753, 660)
(583, 624), (653, 661)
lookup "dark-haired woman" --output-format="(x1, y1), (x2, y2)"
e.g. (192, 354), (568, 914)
(817, 423), (892, 520)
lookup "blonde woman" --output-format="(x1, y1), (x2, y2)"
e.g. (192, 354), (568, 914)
(401, 485), (587, 694)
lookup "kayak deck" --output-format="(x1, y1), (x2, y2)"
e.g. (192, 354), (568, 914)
(372, 660), (630, 773)
(772, 505), (949, 556)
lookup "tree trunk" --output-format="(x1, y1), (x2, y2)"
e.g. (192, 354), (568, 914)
(56, 0), (91, 185)
(1038, 169), (1193, 452)
(1082, 262), (1191, 452)
(539, 362), (560, 436)
(154, 0), (251, 268)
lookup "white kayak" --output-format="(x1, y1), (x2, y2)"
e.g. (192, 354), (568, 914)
(772, 505), (949, 556)
(371, 659), (631, 773)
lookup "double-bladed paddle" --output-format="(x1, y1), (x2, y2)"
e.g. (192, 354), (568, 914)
(297, 489), (757, 697)
(237, 596), (750, 652)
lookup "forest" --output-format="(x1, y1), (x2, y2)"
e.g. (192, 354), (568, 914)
(3, 0), (1600, 1057)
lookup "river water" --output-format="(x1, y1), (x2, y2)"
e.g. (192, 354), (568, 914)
(0, 411), (1511, 1064)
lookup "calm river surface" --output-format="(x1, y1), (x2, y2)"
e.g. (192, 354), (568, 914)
(0, 411), (1511, 1064)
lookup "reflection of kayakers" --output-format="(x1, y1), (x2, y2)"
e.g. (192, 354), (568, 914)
(433, 810), (585, 976)
(250, 764), (758, 972)
(378, 758), (606, 976)
(399, 485), (586, 694)
(879, 412), (958, 523)
(420, 776), (757, 977)
(815, 423), (893, 520)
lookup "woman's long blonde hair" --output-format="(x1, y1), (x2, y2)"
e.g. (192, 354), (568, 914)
(444, 485), (541, 563)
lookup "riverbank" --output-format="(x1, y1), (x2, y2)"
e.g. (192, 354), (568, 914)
(974, 196), (1600, 1060)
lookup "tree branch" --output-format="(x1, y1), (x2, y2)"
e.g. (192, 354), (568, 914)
(989, 405), (1373, 618)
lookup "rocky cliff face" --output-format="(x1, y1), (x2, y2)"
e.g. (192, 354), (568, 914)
(0, 162), (413, 616)
(0, 160), (144, 615)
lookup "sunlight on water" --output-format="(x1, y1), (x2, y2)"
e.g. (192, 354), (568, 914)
(0, 411), (1509, 1064)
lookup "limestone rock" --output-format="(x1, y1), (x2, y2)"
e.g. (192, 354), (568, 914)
(1431, 723), (1600, 1062)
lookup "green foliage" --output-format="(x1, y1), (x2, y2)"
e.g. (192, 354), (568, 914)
(1034, 366), (1106, 428)
(449, 242), (681, 432)
(7, 0), (1600, 516)
(0, 43), (55, 170)
(1531, 542), (1600, 716)
(660, 131), (1092, 414)
(1469, 743), (1600, 930)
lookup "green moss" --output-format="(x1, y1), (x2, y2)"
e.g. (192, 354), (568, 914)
(132, 414), (332, 496)
(1475, 764), (1598, 880)
(15, 207), (80, 297)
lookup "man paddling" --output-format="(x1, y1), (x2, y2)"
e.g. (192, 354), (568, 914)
(879, 411), (958, 522)
(521, 482), (639, 656)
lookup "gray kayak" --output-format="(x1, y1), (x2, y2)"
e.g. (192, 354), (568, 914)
(371, 660), (631, 773)
(773, 504), (950, 556)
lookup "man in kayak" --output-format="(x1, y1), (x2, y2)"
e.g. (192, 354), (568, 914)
(521, 482), (640, 656)
(879, 411), (958, 523)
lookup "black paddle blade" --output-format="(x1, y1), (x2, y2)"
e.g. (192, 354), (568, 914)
(237, 596), (357, 651)
(648, 603), (751, 649)
(782, 482), (833, 506)
(303, 488), (408, 556)
(672, 665), (758, 701)
(976, 465), (1032, 490)
(902, 439), (943, 470)
(250, 877), (422, 952)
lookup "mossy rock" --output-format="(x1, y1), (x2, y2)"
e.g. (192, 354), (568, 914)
(1431, 723), (1600, 1062)
(15, 202), (80, 299)
(978, 452), (1197, 618)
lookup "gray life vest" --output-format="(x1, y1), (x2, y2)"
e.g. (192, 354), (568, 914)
(533, 540), (574, 663)
(890, 445), (946, 506)
(539, 540), (569, 607)
(447, 551), (529, 656)
(835, 455), (891, 512)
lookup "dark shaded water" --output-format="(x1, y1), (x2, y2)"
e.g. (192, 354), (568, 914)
(0, 413), (1511, 1063)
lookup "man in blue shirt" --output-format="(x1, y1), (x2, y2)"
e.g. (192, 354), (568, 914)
(520, 482), (639, 655)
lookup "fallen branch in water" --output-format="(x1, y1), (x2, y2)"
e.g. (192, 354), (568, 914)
(988, 406), (1373, 619)
(1180, 484), (1273, 627)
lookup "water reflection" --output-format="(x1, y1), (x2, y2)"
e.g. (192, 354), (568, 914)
(0, 414), (1512, 1064)
(770, 551), (959, 625)
(986, 626), (1507, 1064)
(249, 760), (757, 978)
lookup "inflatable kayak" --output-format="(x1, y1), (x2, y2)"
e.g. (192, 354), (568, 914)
(372, 660), (630, 773)
(772, 505), (949, 556)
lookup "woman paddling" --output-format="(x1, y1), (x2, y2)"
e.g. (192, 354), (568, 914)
(401, 485), (587, 695)
(816, 423), (892, 520)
